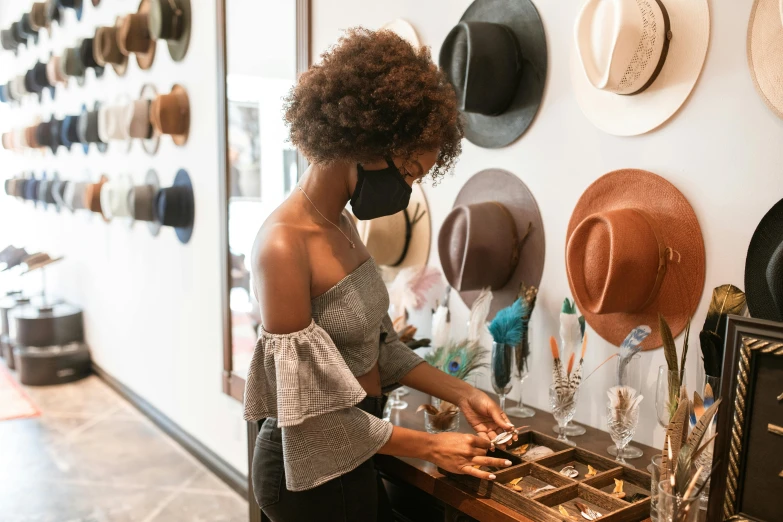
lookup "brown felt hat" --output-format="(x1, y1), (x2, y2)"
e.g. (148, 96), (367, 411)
(116, 0), (156, 70)
(566, 169), (705, 350)
(150, 84), (189, 145)
(94, 25), (128, 76)
(30, 3), (48, 31)
(438, 169), (545, 317)
(84, 175), (110, 221)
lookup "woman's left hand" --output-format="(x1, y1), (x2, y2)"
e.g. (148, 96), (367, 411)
(457, 388), (518, 449)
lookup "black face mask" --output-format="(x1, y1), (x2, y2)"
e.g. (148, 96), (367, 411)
(350, 158), (412, 220)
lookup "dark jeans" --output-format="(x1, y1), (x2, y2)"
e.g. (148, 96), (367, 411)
(252, 396), (394, 522)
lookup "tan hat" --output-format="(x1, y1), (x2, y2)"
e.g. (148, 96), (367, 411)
(117, 0), (157, 70)
(356, 183), (430, 274)
(94, 25), (129, 76)
(84, 175), (110, 221)
(438, 169), (544, 317)
(150, 84), (189, 146)
(30, 3), (48, 31)
(572, 0), (710, 136)
(748, 0), (783, 119)
(98, 102), (133, 147)
(46, 56), (67, 85)
(566, 169), (705, 350)
(380, 19), (420, 48)
(20, 253), (63, 274)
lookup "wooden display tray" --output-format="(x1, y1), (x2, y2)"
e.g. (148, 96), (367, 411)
(443, 430), (652, 521)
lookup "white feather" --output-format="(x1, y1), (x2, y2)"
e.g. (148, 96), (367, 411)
(432, 305), (450, 348)
(559, 312), (581, 361)
(467, 288), (493, 343)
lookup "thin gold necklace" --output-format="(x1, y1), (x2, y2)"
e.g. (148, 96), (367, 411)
(297, 185), (355, 249)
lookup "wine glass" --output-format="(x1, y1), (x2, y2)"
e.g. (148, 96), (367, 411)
(607, 354), (644, 459)
(388, 387), (408, 410)
(491, 342), (515, 411)
(549, 384), (579, 446)
(655, 365), (686, 429)
(607, 404), (640, 467)
(506, 331), (534, 418)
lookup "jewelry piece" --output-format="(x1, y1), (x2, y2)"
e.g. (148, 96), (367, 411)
(490, 426), (527, 448)
(575, 501), (602, 520)
(559, 465), (579, 478)
(297, 185), (355, 248)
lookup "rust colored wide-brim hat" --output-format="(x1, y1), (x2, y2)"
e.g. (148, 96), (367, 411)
(150, 84), (189, 146)
(439, 169), (545, 317)
(566, 169), (705, 350)
(356, 183), (431, 278)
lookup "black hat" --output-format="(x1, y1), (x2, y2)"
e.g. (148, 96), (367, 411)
(148, 0), (192, 62)
(60, 114), (84, 152)
(0, 28), (18, 52)
(156, 169), (194, 244)
(78, 102), (108, 153)
(10, 22), (27, 46)
(24, 69), (38, 94)
(49, 0), (82, 24)
(746, 198), (783, 322)
(47, 118), (63, 153)
(79, 38), (105, 77)
(439, 0), (547, 148)
(18, 14), (40, 44)
(35, 122), (52, 149)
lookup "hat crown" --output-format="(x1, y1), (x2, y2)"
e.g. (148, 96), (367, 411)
(80, 38), (100, 69)
(128, 99), (153, 138)
(129, 184), (156, 221)
(575, 0), (668, 95)
(157, 185), (193, 228)
(766, 241), (783, 317)
(440, 21), (521, 116)
(96, 26), (124, 65)
(567, 207), (665, 314)
(148, 0), (184, 40)
(118, 13), (152, 54)
(150, 89), (189, 135)
(357, 211), (408, 266)
(439, 201), (519, 292)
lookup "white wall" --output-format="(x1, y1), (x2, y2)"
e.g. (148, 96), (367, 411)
(311, 0), (783, 449)
(0, 0), (248, 474)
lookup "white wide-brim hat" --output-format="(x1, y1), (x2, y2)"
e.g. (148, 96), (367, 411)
(571, 0), (710, 136)
(748, 0), (783, 119)
(380, 19), (420, 48)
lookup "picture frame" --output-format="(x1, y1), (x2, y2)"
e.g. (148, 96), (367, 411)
(708, 315), (783, 521)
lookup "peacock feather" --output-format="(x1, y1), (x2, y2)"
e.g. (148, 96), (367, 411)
(425, 340), (487, 382)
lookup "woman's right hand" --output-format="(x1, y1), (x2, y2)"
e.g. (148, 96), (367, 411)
(427, 432), (513, 480)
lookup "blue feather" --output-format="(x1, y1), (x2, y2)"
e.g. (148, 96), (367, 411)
(617, 325), (651, 385)
(489, 298), (524, 346)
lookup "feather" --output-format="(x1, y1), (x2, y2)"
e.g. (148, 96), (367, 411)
(549, 336), (566, 393)
(686, 398), (722, 453)
(659, 314), (681, 419)
(560, 298), (582, 361)
(391, 266), (441, 312)
(426, 340), (487, 381)
(617, 325), (651, 385)
(515, 283), (537, 376)
(662, 394), (689, 482)
(690, 392), (704, 426)
(431, 287), (451, 349)
(607, 386), (643, 420)
(566, 352), (575, 376)
(488, 298), (523, 346)
(675, 443), (694, 496)
(405, 338), (430, 349)
(691, 433), (717, 462)
(568, 332), (589, 390)
(700, 285), (746, 378)
(679, 319), (691, 388)
(467, 287), (493, 343)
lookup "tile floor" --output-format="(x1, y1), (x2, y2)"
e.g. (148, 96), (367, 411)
(0, 369), (248, 522)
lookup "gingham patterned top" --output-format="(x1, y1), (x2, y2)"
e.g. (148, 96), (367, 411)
(243, 257), (425, 491)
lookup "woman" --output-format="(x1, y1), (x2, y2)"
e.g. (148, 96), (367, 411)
(245, 28), (518, 521)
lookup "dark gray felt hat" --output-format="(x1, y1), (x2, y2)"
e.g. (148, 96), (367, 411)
(439, 0), (547, 149)
(745, 198), (783, 322)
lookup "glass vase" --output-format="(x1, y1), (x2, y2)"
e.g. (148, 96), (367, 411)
(424, 407), (460, 433)
(606, 404), (640, 467)
(549, 384), (578, 446)
(608, 354), (643, 459)
(506, 331), (534, 418)
(650, 454), (663, 522)
(491, 342), (515, 412)
(657, 480), (699, 522)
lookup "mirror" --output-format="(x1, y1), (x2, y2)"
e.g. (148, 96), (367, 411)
(219, 0), (310, 400)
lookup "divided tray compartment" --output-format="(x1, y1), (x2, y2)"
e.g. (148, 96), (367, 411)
(535, 447), (613, 481)
(441, 449), (527, 497)
(535, 483), (648, 522)
(583, 466), (652, 505)
(492, 463), (573, 501)
(498, 429), (573, 462)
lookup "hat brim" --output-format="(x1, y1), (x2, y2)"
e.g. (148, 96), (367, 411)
(21, 256), (63, 275)
(445, 168), (545, 317)
(169, 84), (190, 146)
(139, 84), (161, 154)
(166, 0), (191, 62)
(566, 169), (705, 350)
(135, 0), (157, 70)
(745, 198), (783, 321)
(454, 0), (547, 148)
(570, 0), (710, 136)
(144, 169), (162, 235)
(172, 169), (193, 244)
(747, 0), (783, 119)
(375, 183), (432, 281)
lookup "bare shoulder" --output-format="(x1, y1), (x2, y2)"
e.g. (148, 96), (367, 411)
(251, 219), (307, 279)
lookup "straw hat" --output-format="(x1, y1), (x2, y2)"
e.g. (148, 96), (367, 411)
(571, 0), (710, 136)
(117, 0), (157, 70)
(439, 169), (545, 317)
(150, 84), (189, 145)
(566, 169), (705, 350)
(439, 0), (547, 148)
(356, 183), (430, 275)
(747, 0), (783, 119)
(745, 198), (783, 322)
(380, 19), (420, 48)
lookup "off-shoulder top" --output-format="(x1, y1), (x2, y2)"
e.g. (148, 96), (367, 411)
(243, 257), (425, 491)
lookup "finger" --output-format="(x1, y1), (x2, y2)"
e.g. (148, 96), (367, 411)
(460, 465), (497, 481)
(493, 409), (514, 430)
(472, 456), (514, 468)
(470, 435), (491, 450)
(472, 447), (487, 457)
(476, 432), (491, 443)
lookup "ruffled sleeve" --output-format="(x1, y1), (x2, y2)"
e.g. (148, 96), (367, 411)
(378, 314), (426, 391)
(243, 321), (367, 426)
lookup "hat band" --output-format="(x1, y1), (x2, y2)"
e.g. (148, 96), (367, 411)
(622, 0), (672, 96)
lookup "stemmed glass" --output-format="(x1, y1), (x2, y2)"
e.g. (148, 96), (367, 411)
(491, 342), (516, 411)
(549, 384), (579, 446)
(653, 365), (686, 472)
(607, 354), (643, 459)
(387, 388), (408, 410)
(607, 404), (640, 467)
(506, 330), (534, 418)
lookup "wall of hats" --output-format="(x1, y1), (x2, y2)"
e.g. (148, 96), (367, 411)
(0, 0), (194, 243)
(0, 0), (252, 475)
(310, 0), (783, 452)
